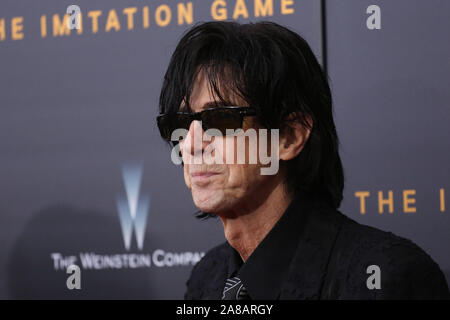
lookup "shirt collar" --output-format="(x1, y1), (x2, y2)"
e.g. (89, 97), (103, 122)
(227, 245), (243, 278)
(226, 191), (312, 300)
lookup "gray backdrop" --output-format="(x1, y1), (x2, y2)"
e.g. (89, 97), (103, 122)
(0, 0), (448, 299)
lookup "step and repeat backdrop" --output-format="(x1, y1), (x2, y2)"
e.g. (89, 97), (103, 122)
(0, 0), (448, 299)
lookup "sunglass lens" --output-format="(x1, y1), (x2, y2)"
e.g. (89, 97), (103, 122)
(157, 113), (191, 141)
(202, 109), (242, 135)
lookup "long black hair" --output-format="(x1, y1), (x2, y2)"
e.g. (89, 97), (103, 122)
(159, 21), (344, 210)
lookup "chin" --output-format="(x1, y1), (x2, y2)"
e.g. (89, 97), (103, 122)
(192, 189), (228, 214)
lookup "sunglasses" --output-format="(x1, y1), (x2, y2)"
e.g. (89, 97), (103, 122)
(157, 106), (257, 141)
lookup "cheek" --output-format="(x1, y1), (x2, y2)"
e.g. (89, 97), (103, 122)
(221, 134), (266, 188)
(227, 163), (262, 189)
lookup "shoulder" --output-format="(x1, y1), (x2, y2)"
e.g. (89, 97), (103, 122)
(328, 213), (450, 299)
(184, 242), (230, 300)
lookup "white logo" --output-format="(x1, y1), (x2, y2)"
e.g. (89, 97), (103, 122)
(117, 164), (150, 251)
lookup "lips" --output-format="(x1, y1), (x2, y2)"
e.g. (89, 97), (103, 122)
(190, 172), (220, 178)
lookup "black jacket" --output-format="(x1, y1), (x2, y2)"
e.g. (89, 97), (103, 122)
(185, 196), (450, 300)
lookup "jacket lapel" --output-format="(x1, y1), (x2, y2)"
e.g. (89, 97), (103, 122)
(280, 202), (344, 299)
(200, 245), (230, 300)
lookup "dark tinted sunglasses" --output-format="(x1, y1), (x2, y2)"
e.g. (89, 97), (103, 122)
(157, 106), (257, 141)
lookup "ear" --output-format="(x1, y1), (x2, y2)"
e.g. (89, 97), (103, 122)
(279, 113), (313, 161)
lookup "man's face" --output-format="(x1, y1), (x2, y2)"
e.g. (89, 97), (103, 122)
(179, 71), (281, 217)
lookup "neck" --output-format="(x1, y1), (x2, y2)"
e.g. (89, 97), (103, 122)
(219, 181), (293, 262)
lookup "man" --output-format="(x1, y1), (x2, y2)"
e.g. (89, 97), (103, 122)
(156, 21), (449, 299)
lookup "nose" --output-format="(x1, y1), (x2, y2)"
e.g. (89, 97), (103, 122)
(180, 120), (210, 158)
